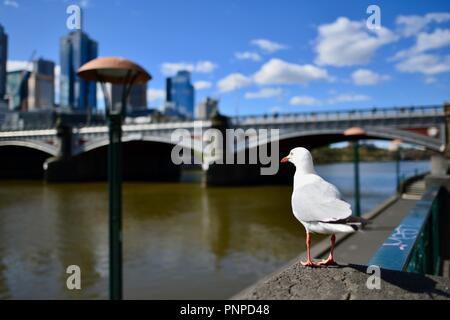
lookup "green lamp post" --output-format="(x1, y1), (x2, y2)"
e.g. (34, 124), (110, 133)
(344, 127), (366, 218)
(77, 57), (151, 300)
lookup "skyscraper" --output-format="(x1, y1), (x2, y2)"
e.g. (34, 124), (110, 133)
(27, 59), (55, 110)
(6, 59), (55, 111)
(196, 97), (218, 120)
(60, 30), (97, 111)
(110, 83), (147, 112)
(0, 24), (7, 103)
(165, 70), (194, 118)
(6, 70), (29, 111)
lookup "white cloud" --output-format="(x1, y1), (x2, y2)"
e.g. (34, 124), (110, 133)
(161, 60), (217, 76)
(3, 0), (19, 8)
(147, 88), (165, 102)
(217, 73), (252, 92)
(393, 28), (450, 76)
(253, 58), (330, 85)
(7, 60), (31, 72)
(289, 93), (370, 106)
(195, 61), (217, 73)
(351, 69), (390, 86)
(289, 96), (321, 106)
(396, 13), (450, 37)
(415, 28), (450, 52)
(328, 94), (371, 104)
(234, 51), (262, 62)
(244, 87), (282, 99)
(194, 81), (212, 90)
(395, 28), (450, 61)
(315, 17), (397, 67)
(251, 39), (288, 53)
(395, 53), (450, 75)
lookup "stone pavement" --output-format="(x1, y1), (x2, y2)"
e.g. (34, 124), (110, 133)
(324, 197), (419, 264)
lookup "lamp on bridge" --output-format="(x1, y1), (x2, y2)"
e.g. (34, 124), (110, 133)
(77, 57), (152, 300)
(389, 139), (403, 191)
(344, 127), (366, 217)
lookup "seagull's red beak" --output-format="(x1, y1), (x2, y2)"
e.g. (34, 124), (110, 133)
(280, 156), (289, 163)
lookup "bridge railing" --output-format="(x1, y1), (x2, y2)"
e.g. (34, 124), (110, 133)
(0, 104), (445, 131)
(231, 105), (443, 125)
(368, 185), (447, 275)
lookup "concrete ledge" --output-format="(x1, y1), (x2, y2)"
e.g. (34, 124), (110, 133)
(234, 264), (450, 300)
(231, 196), (400, 300)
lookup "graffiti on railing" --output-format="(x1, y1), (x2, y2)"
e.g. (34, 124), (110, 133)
(382, 224), (419, 251)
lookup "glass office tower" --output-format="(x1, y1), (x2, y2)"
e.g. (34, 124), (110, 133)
(0, 25), (7, 102)
(60, 30), (97, 111)
(166, 70), (194, 118)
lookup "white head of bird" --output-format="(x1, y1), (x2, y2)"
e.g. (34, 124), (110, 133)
(281, 147), (316, 175)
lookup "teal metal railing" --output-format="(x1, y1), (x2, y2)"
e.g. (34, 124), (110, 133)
(368, 186), (446, 275)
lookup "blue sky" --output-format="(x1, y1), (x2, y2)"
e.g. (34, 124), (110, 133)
(1, 0), (449, 116)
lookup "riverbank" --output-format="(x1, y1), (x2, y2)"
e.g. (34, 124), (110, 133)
(312, 144), (432, 164)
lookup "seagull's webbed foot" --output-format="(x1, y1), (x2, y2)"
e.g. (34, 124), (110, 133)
(301, 259), (319, 267)
(317, 256), (338, 266)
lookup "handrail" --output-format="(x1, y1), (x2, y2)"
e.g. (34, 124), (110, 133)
(368, 186), (445, 275)
(1, 104), (445, 131)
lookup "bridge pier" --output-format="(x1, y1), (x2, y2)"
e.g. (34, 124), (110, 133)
(426, 154), (450, 192)
(44, 119), (80, 182)
(204, 113), (292, 186)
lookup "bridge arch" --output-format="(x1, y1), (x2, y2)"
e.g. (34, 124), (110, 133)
(0, 142), (55, 179)
(0, 140), (58, 156)
(76, 134), (204, 156)
(243, 127), (444, 153)
(61, 139), (187, 181)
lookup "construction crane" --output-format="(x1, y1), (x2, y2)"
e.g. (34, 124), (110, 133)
(7, 50), (36, 111)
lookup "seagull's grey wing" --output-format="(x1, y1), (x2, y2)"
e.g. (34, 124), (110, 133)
(292, 177), (352, 222)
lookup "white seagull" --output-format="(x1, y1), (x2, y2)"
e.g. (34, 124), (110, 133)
(281, 147), (364, 267)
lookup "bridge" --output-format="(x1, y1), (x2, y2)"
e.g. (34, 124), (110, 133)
(0, 104), (448, 183)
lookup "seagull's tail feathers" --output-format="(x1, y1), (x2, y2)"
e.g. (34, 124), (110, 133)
(349, 215), (371, 227)
(328, 215), (371, 232)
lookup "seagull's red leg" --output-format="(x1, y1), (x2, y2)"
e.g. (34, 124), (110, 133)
(318, 234), (337, 266)
(301, 232), (317, 267)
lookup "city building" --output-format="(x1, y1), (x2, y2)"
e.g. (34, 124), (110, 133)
(6, 69), (30, 111)
(110, 83), (148, 113)
(165, 70), (194, 118)
(0, 24), (8, 105)
(27, 59), (55, 110)
(196, 97), (218, 120)
(60, 30), (98, 112)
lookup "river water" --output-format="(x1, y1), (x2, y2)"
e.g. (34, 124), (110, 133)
(0, 160), (429, 299)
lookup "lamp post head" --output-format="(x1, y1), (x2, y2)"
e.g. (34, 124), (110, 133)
(77, 57), (151, 84)
(344, 127), (366, 137)
(344, 127), (366, 145)
(389, 139), (402, 152)
(77, 57), (151, 117)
